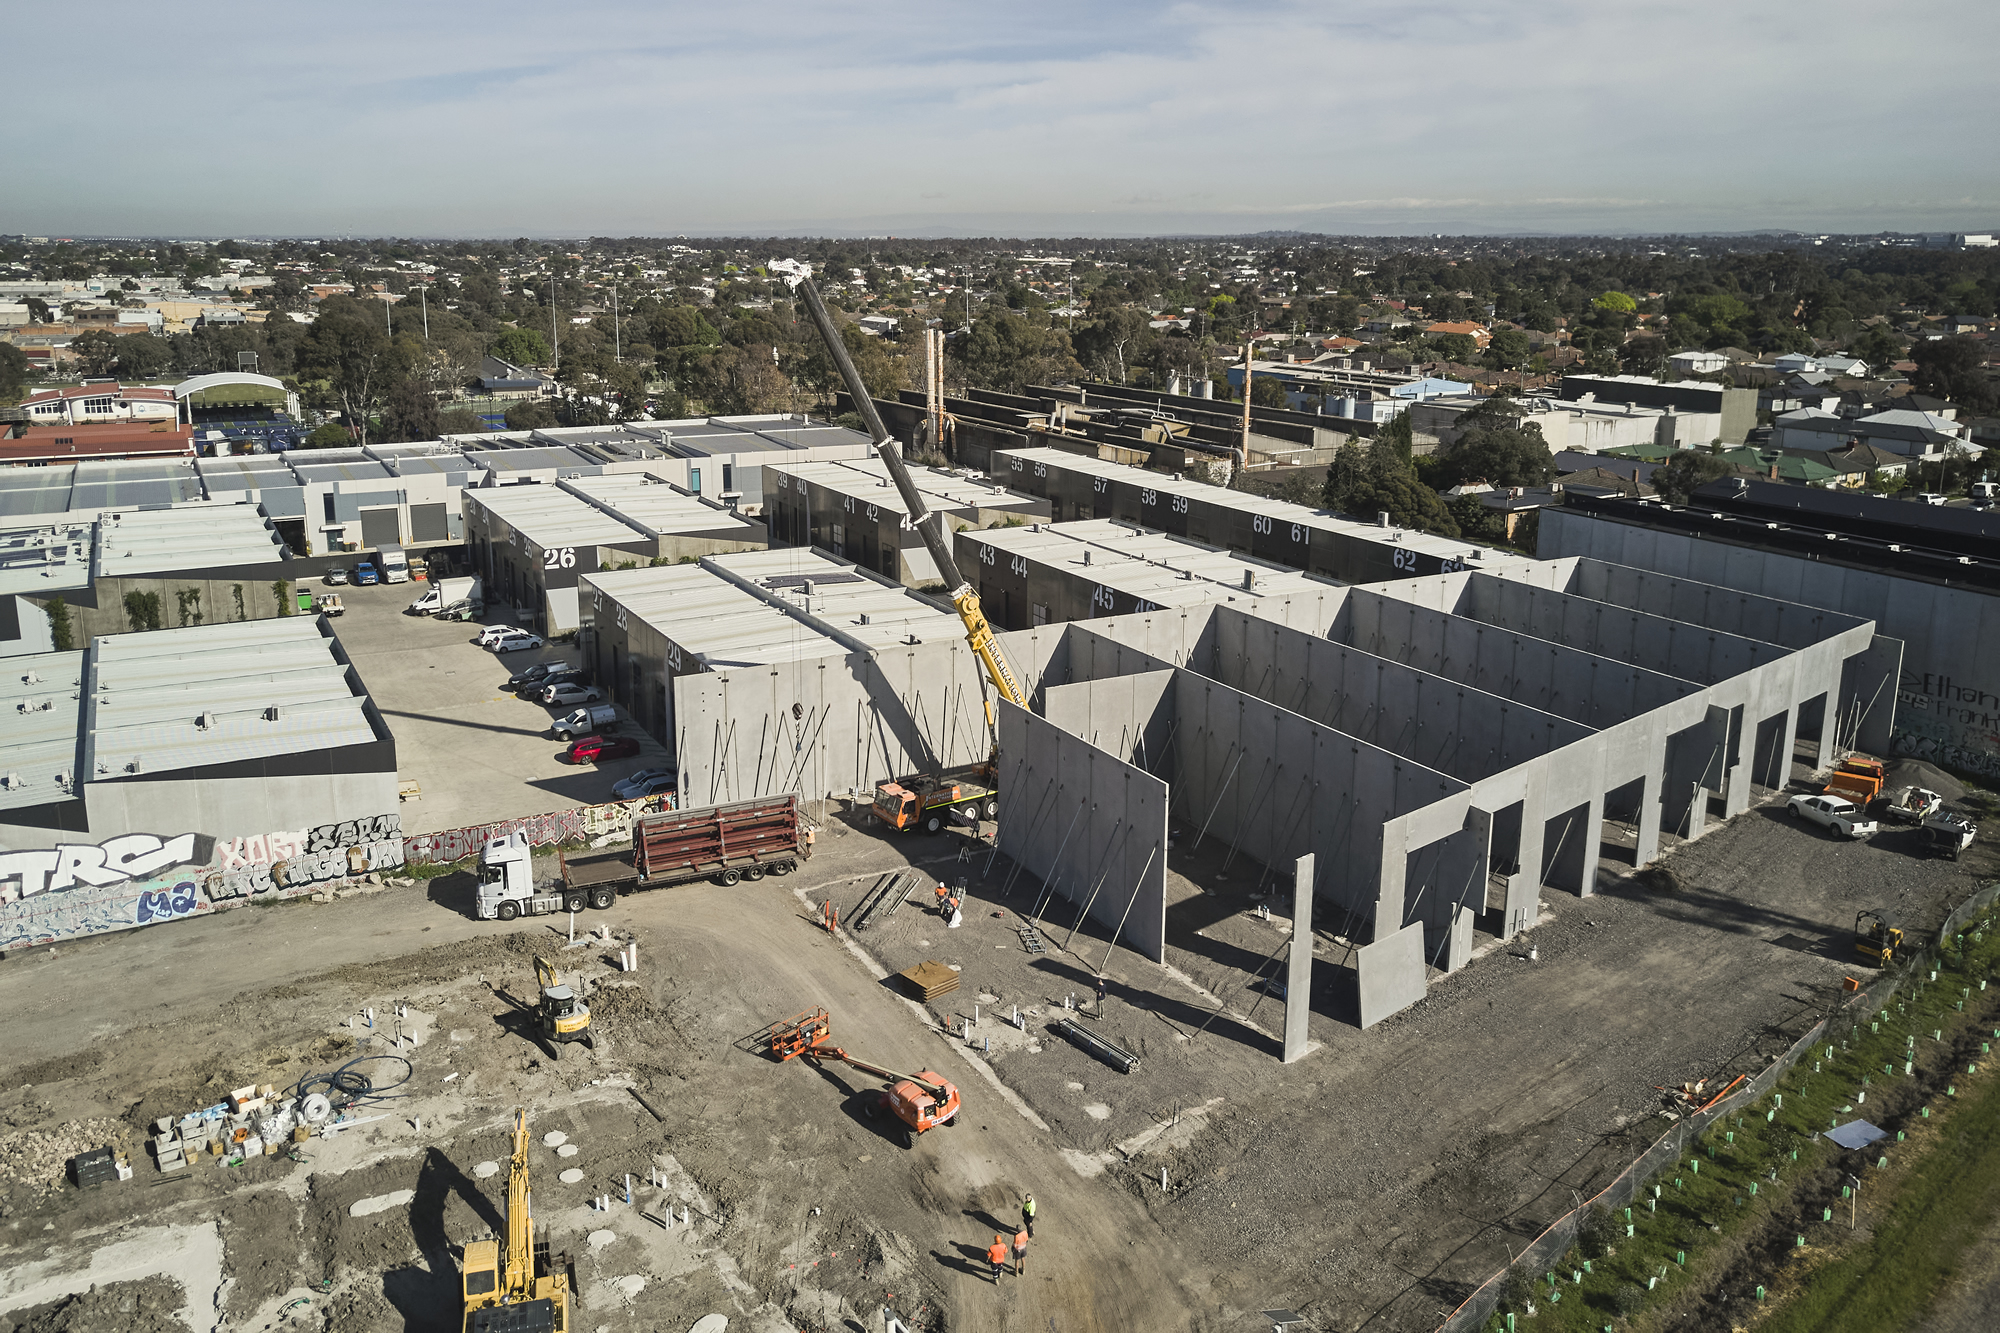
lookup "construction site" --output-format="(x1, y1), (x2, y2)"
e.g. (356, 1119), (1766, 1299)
(2, 266), (1997, 1333)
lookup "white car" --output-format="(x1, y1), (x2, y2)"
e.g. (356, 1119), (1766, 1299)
(1787, 794), (1878, 839)
(613, 768), (676, 800)
(542, 682), (604, 706)
(490, 630), (544, 654)
(475, 623), (519, 647)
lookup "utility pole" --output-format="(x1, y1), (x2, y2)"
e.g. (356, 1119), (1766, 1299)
(420, 284), (428, 340)
(550, 276), (559, 376)
(613, 284), (620, 363)
(1238, 342), (1253, 488)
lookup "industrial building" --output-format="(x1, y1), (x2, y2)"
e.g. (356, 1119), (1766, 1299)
(0, 615), (403, 950)
(1, 500), (299, 650)
(577, 547), (969, 766)
(763, 458), (1044, 584)
(463, 475), (763, 636)
(1557, 374), (1758, 445)
(992, 446), (1533, 582)
(956, 518), (1343, 629)
(1543, 480), (2000, 781)
(1406, 393), (1724, 454)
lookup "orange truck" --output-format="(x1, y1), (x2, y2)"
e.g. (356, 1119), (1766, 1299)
(1824, 755), (1886, 805)
(871, 762), (999, 834)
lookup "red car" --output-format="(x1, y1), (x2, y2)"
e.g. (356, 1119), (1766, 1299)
(565, 734), (641, 764)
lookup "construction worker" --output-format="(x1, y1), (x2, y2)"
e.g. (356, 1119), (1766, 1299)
(986, 1234), (1009, 1281)
(1013, 1228), (1029, 1275)
(935, 882), (950, 915)
(1020, 1192), (1036, 1239)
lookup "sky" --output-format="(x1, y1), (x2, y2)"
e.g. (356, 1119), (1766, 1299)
(11, 0), (1999, 239)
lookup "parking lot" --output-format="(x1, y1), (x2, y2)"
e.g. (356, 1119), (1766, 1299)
(322, 570), (671, 833)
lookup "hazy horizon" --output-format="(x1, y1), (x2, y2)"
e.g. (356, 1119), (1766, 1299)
(10, 0), (1997, 239)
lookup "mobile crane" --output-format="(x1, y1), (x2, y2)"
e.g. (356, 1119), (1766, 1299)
(460, 1108), (571, 1332)
(771, 259), (1027, 736)
(765, 1007), (962, 1135)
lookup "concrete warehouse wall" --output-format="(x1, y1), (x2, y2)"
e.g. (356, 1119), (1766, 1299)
(1042, 670), (1177, 780)
(0, 809), (404, 951)
(669, 625), (1074, 805)
(26, 563), (308, 646)
(1542, 508), (1995, 778)
(996, 699), (1169, 963)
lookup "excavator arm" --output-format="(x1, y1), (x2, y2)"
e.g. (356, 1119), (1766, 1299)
(773, 260), (1026, 717)
(506, 1109), (535, 1296)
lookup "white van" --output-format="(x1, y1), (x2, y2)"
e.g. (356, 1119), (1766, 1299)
(379, 545), (411, 584)
(552, 704), (618, 740)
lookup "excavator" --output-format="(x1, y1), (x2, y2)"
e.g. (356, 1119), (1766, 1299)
(1854, 910), (1904, 968)
(771, 260), (1027, 817)
(533, 956), (594, 1059)
(765, 1007), (961, 1137)
(461, 1108), (571, 1332)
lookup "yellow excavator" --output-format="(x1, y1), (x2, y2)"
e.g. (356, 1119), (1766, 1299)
(772, 259), (1027, 728)
(461, 1109), (571, 1332)
(533, 956), (593, 1059)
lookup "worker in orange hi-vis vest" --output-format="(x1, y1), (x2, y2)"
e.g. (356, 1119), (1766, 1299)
(986, 1234), (1009, 1281)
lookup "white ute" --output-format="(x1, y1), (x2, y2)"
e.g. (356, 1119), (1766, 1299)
(1787, 793), (1878, 839)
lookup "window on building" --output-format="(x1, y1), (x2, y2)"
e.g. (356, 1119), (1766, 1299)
(82, 397), (115, 415)
(689, 467), (701, 493)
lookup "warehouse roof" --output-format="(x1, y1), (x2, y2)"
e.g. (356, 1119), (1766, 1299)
(464, 481), (651, 549)
(0, 520), (95, 596)
(586, 548), (962, 668)
(466, 445), (605, 476)
(0, 459), (206, 518)
(93, 501), (288, 578)
(0, 651), (87, 812)
(995, 447), (1528, 568)
(560, 473), (758, 539)
(969, 519), (1341, 605)
(86, 617), (380, 780)
(289, 458), (396, 485)
(769, 459), (1039, 519)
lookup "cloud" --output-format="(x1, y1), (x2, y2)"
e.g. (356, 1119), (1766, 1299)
(7, 0), (1997, 235)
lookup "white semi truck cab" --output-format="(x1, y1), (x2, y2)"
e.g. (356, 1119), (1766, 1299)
(477, 831), (591, 920)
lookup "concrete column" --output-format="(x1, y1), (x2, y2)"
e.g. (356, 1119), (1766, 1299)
(1283, 853), (1316, 1064)
(1633, 774), (1662, 868)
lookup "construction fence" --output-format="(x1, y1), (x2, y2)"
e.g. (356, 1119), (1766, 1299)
(1434, 879), (2000, 1333)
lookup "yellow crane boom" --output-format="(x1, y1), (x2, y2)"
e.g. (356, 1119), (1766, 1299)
(772, 259), (1026, 722)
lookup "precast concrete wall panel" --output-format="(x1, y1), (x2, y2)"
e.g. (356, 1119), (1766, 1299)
(1343, 588), (1696, 727)
(996, 699), (1168, 962)
(1569, 561), (1867, 651)
(1042, 670), (1175, 776)
(1357, 923), (1428, 1028)
(1465, 575), (1779, 687)
(1543, 512), (2000, 777)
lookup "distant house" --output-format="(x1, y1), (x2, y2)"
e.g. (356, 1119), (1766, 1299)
(856, 315), (900, 336)
(1772, 352), (1869, 377)
(1667, 349), (1729, 376)
(1423, 320), (1491, 349)
(1771, 406), (1967, 459)
(476, 355), (555, 399)
(20, 382), (179, 425)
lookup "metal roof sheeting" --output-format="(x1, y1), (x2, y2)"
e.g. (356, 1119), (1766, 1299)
(0, 651), (87, 812)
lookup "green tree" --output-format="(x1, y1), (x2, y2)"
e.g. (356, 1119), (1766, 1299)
(273, 579), (292, 616)
(0, 342), (30, 404)
(1911, 337), (1998, 414)
(1486, 328), (1531, 369)
(504, 397), (559, 430)
(1433, 418), (1557, 491)
(1652, 451), (1738, 503)
(122, 590), (163, 632)
(1847, 324), (1905, 370)
(438, 408), (489, 435)
(1619, 334), (1668, 375)
(72, 329), (125, 377)
(45, 596), (73, 651)
(1592, 290), (1638, 314)
(1428, 332), (1477, 364)
(949, 308), (1081, 395)
(1250, 376), (1291, 409)
(1073, 307), (1153, 383)
(295, 297), (401, 445)
(378, 379), (441, 443)
(1323, 435), (1459, 537)
(304, 423), (352, 448)
(488, 325), (551, 366)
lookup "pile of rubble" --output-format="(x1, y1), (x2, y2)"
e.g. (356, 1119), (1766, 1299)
(0, 1118), (129, 1202)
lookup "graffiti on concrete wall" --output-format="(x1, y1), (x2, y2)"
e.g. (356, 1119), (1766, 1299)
(1894, 666), (2000, 779)
(0, 813), (404, 951)
(400, 797), (669, 866)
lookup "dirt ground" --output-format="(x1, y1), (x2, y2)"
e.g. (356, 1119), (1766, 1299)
(0, 759), (1990, 1333)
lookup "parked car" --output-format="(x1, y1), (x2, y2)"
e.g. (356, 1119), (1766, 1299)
(506, 660), (571, 692)
(518, 667), (588, 698)
(553, 704), (618, 740)
(435, 599), (484, 622)
(1787, 793), (1878, 839)
(354, 561), (380, 586)
(315, 593), (344, 617)
(565, 734), (640, 764)
(490, 630), (544, 654)
(475, 624), (520, 647)
(612, 768), (677, 801)
(1915, 492), (1948, 506)
(324, 566), (350, 586)
(543, 681), (605, 707)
